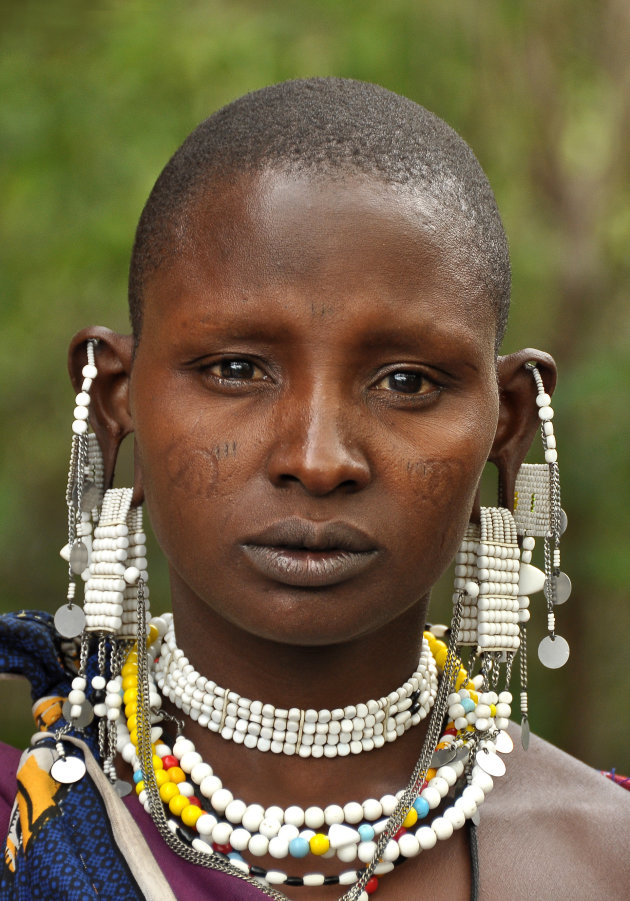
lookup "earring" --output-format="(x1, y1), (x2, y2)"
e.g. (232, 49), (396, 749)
(55, 339), (101, 641)
(55, 339), (149, 792)
(450, 361), (569, 750)
(515, 364), (571, 669)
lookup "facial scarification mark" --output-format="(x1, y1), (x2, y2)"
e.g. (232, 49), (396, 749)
(310, 300), (335, 317)
(164, 440), (237, 499)
(405, 458), (468, 480)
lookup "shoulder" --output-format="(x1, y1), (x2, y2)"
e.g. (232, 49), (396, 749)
(477, 724), (630, 900)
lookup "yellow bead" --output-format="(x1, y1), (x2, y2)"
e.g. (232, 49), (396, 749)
(159, 782), (180, 803)
(124, 702), (137, 719)
(147, 624), (159, 647)
(129, 729), (138, 746)
(168, 766), (186, 784)
(169, 794), (190, 816)
(181, 804), (203, 827)
(455, 670), (468, 690)
(426, 768), (437, 781)
(465, 724), (475, 732)
(155, 769), (170, 787)
(123, 687), (138, 706)
(121, 663), (137, 677)
(152, 754), (164, 770)
(468, 691), (478, 704)
(122, 675), (137, 692)
(490, 704), (497, 717)
(309, 834), (330, 856)
(135, 780), (144, 795)
(434, 648), (448, 669)
(127, 714), (137, 731)
(403, 808), (418, 828)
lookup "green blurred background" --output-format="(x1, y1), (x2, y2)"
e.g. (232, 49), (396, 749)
(1, 0), (629, 771)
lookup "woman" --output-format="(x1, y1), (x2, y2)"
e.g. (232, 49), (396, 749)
(1, 79), (628, 900)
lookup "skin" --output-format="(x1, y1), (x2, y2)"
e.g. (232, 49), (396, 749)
(71, 169), (630, 899)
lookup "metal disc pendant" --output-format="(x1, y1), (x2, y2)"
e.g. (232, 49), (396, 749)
(113, 780), (132, 798)
(559, 508), (568, 536)
(494, 730), (514, 754)
(69, 540), (89, 575)
(62, 699), (94, 729)
(50, 755), (86, 784)
(521, 717), (530, 750)
(548, 571), (572, 605)
(538, 634), (570, 669)
(431, 747), (457, 767)
(454, 744), (472, 763)
(54, 604), (86, 638)
(80, 480), (101, 512)
(476, 749), (506, 777)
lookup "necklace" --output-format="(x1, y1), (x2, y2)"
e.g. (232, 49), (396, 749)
(118, 605), (512, 899)
(154, 614), (438, 757)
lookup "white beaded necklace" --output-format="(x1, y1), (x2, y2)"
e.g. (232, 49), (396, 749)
(119, 607), (513, 900)
(154, 614), (438, 757)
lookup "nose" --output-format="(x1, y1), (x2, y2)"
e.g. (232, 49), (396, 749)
(266, 385), (371, 496)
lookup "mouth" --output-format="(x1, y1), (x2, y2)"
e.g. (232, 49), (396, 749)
(241, 519), (379, 588)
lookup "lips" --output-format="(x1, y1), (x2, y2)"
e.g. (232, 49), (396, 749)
(241, 519), (379, 587)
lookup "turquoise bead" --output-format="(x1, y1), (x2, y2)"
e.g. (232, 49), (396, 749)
(413, 797), (430, 818)
(228, 852), (246, 863)
(462, 697), (476, 713)
(289, 837), (310, 858)
(133, 769), (144, 784)
(358, 824), (375, 842)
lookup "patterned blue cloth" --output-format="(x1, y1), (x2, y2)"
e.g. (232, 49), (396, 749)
(0, 612), (150, 899)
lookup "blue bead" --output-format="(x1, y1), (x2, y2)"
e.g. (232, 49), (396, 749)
(228, 852), (246, 863)
(289, 837), (310, 858)
(462, 697), (476, 713)
(358, 824), (375, 842)
(133, 769), (144, 784)
(413, 797), (430, 818)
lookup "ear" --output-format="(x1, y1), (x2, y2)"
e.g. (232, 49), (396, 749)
(68, 326), (142, 503)
(489, 348), (557, 510)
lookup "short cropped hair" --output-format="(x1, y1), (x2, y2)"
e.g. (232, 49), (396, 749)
(129, 78), (510, 346)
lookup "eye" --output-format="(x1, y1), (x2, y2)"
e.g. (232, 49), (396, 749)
(373, 370), (439, 396)
(207, 358), (266, 381)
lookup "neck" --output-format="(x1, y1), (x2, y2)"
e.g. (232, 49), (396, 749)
(169, 575), (430, 712)
(161, 575), (433, 810)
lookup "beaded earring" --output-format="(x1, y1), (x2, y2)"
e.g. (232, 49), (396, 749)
(511, 362), (570, 745)
(55, 339), (150, 790)
(452, 361), (569, 749)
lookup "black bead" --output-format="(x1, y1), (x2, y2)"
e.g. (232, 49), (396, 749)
(250, 866), (266, 877)
(285, 877), (304, 886)
(323, 875), (340, 885)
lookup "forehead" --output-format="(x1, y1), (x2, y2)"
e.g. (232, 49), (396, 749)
(143, 168), (496, 350)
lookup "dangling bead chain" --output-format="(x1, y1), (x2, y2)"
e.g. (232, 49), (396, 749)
(154, 615), (438, 758)
(119, 616), (512, 898)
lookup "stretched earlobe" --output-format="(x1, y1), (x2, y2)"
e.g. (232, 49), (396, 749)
(490, 348), (557, 509)
(68, 326), (142, 501)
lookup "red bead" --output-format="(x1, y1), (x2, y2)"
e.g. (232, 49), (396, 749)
(161, 755), (178, 769)
(394, 826), (407, 840)
(444, 726), (457, 736)
(188, 796), (201, 807)
(366, 876), (379, 894)
(213, 843), (232, 855)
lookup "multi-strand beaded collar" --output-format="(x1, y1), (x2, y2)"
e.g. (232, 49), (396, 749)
(104, 608), (513, 900)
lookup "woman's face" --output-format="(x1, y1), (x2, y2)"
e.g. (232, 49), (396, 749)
(130, 169), (499, 646)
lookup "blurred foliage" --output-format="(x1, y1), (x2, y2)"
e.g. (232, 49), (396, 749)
(1, 0), (629, 769)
